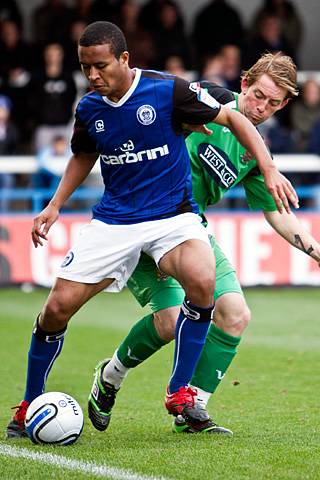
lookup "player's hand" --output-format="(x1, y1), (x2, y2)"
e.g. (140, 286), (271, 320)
(31, 204), (60, 248)
(182, 123), (213, 135)
(264, 167), (299, 214)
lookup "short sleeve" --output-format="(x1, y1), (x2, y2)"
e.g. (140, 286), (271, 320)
(172, 77), (221, 127)
(71, 111), (97, 155)
(243, 170), (278, 211)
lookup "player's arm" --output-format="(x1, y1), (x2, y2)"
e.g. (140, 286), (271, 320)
(213, 106), (298, 213)
(264, 210), (320, 265)
(174, 78), (298, 213)
(32, 152), (98, 248)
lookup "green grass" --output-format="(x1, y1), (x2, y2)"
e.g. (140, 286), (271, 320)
(0, 287), (319, 480)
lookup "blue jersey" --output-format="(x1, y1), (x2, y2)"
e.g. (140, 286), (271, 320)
(71, 69), (221, 224)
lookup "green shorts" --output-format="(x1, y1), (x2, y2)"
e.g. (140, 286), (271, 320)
(127, 235), (243, 312)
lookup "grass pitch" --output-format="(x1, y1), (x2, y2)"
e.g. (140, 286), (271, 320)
(0, 287), (319, 480)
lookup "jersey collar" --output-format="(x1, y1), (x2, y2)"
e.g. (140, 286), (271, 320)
(102, 68), (141, 108)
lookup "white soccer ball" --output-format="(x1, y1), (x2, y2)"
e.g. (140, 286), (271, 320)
(25, 392), (84, 445)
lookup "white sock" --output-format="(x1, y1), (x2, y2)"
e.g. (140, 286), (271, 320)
(102, 350), (129, 389)
(190, 385), (211, 408)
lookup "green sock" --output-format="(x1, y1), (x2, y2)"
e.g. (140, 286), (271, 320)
(117, 314), (168, 368)
(190, 323), (241, 394)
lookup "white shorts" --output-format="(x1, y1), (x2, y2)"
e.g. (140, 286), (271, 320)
(57, 213), (210, 292)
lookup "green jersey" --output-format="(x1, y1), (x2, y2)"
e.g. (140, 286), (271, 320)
(186, 86), (277, 214)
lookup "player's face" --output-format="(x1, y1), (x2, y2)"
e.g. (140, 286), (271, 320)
(78, 44), (132, 101)
(240, 74), (289, 125)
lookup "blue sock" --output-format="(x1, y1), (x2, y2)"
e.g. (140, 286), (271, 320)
(169, 299), (214, 394)
(24, 316), (66, 403)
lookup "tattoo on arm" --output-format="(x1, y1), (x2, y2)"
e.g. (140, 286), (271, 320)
(294, 234), (315, 257)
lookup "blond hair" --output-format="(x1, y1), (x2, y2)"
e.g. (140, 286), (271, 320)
(241, 52), (299, 99)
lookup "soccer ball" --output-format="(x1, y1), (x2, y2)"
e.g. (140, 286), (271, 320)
(25, 392), (84, 445)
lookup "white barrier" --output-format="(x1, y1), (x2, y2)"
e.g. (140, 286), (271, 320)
(0, 154), (320, 174)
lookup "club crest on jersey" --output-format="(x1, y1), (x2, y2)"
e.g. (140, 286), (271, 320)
(136, 105), (156, 125)
(61, 251), (74, 268)
(95, 119), (105, 132)
(241, 150), (254, 164)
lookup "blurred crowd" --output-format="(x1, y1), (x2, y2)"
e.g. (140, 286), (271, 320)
(0, 0), (320, 208)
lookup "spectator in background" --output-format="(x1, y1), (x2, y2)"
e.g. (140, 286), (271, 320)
(308, 119), (320, 155)
(193, 0), (243, 71)
(117, 0), (156, 69)
(219, 44), (241, 91)
(0, 19), (34, 151)
(291, 79), (320, 152)
(258, 115), (294, 154)
(33, 134), (70, 190)
(200, 53), (225, 85)
(64, 19), (87, 73)
(0, 0), (22, 31)
(308, 120), (320, 210)
(151, 0), (190, 70)
(251, 0), (303, 56)
(243, 14), (296, 70)
(0, 19), (33, 81)
(0, 94), (19, 211)
(28, 43), (77, 153)
(70, 0), (92, 23)
(138, 0), (166, 32)
(88, 0), (122, 24)
(164, 55), (193, 81)
(31, 0), (74, 48)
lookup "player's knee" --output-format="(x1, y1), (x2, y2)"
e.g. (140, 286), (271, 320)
(185, 272), (215, 305)
(41, 297), (71, 331)
(217, 305), (251, 336)
(234, 305), (251, 332)
(153, 308), (177, 342)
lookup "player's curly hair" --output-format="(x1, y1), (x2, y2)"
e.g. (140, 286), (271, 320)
(241, 52), (299, 99)
(79, 21), (127, 59)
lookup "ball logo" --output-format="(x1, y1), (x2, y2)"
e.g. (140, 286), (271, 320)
(136, 105), (156, 125)
(61, 251), (74, 268)
(58, 399), (67, 407)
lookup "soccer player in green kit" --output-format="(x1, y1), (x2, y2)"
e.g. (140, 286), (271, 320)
(90, 53), (320, 434)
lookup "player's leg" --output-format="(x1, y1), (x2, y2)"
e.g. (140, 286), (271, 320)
(189, 239), (250, 404)
(158, 237), (216, 428)
(113, 253), (183, 374)
(173, 292), (249, 435)
(8, 217), (147, 437)
(173, 240), (250, 434)
(92, 253), (183, 431)
(7, 276), (113, 438)
(189, 292), (250, 405)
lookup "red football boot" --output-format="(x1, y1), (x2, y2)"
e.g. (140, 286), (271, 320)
(165, 386), (197, 416)
(6, 400), (29, 438)
(165, 386), (214, 430)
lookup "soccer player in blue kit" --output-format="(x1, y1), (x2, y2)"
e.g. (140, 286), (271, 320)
(7, 22), (298, 438)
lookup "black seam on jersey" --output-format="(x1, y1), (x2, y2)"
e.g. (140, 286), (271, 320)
(175, 188), (194, 215)
(199, 82), (235, 105)
(141, 70), (175, 81)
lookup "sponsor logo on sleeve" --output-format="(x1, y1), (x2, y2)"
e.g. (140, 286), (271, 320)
(189, 82), (220, 110)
